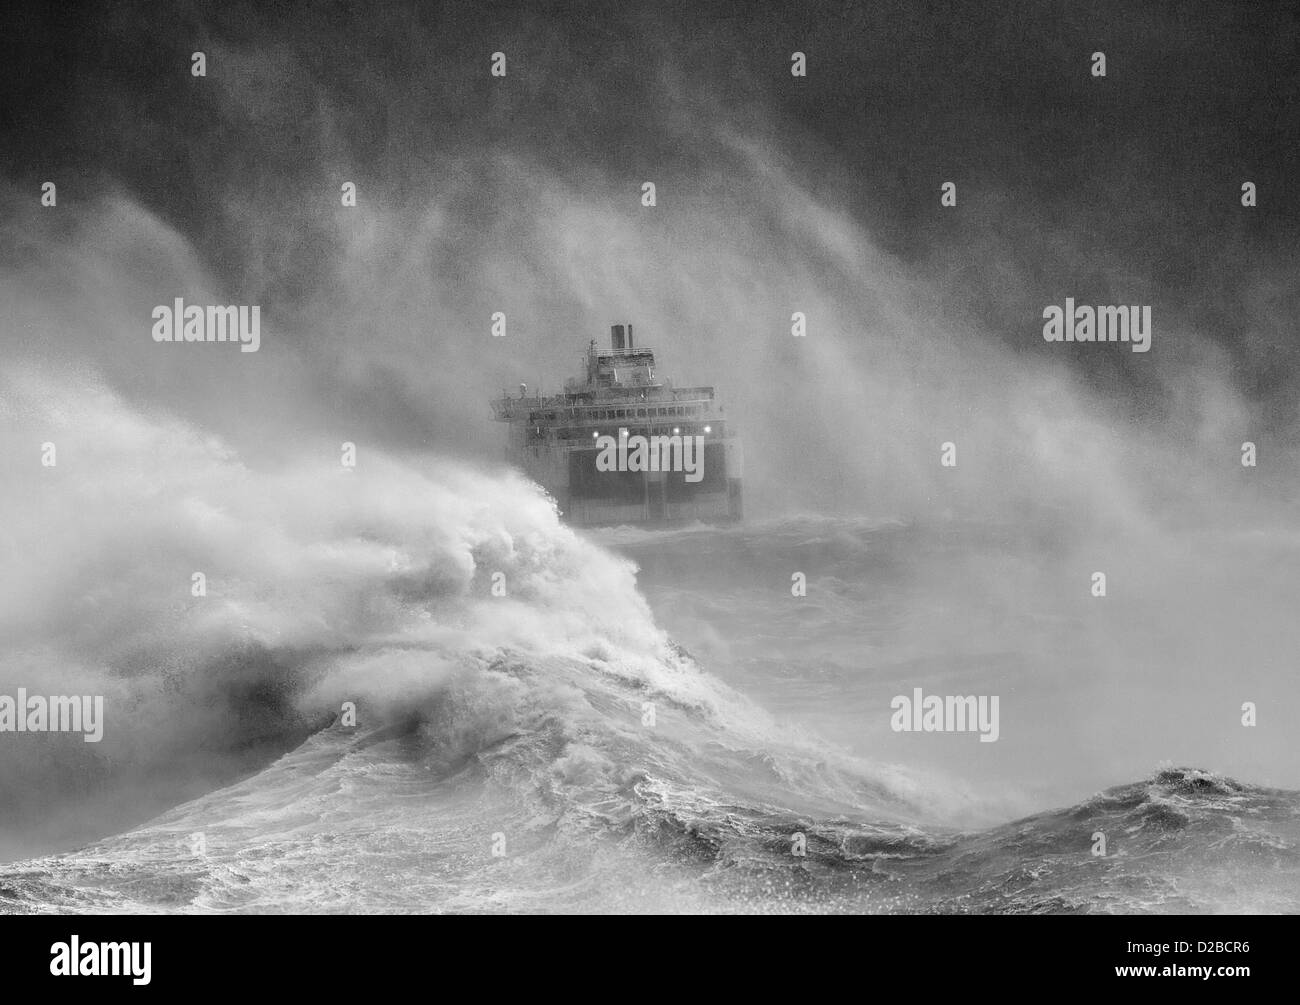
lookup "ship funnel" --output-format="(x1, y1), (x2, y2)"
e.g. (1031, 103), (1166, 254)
(610, 324), (625, 350)
(627, 323), (634, 348)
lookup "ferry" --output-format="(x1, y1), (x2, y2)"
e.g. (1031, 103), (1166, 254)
(492, 324), (743, 527)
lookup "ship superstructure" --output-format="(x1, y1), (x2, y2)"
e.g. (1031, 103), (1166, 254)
(492, 324), (742, 526)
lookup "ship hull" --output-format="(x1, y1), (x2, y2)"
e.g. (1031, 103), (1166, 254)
(515, 443), (743, 528)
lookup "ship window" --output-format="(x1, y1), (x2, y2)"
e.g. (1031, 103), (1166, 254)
(636, 409), (646, 417)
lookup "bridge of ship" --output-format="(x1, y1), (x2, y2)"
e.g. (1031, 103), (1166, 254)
(491, 324), (731, 447)
(495, 389), (725, 449)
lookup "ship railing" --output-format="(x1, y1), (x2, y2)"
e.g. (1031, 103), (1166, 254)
(591, 347), (655, 357)
(493, 385), (717, 419)
(526, 426), (734, 448)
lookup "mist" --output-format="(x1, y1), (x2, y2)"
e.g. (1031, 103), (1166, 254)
(3, 1), (1298, 860)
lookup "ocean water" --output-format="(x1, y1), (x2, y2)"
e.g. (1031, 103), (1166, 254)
(2, 472), (1297, 913)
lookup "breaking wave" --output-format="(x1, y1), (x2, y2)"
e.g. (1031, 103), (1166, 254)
(1, 370), (1297, 914)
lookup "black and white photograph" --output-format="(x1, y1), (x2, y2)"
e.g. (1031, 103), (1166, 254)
(0, 0), (1296, 973)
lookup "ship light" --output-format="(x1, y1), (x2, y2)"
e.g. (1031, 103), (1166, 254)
(592, 430), (599, 438)
(704, 425), (711, 433)
(673, 427), (680, 435)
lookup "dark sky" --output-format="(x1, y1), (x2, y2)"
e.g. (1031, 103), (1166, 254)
(4, 1), (1299, 452)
